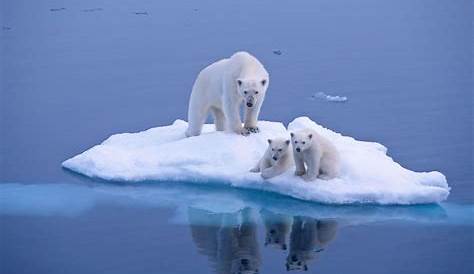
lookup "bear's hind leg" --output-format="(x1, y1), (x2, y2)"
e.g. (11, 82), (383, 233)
(210, 107), (225, 131)
(186, 105), (209, 137)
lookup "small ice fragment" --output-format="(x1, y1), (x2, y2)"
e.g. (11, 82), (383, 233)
(50, 8), (66, 12)
(311, 92), (348, 103)
(82, 8), (103, 12)
(272, 50), (282, 56)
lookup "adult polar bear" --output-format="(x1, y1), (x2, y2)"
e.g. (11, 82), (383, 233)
(185, 52), (270, 137)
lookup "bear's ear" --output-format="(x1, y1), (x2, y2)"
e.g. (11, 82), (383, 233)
(290, 132), (294, 138)
(285, 140), (290, 145)
(261, 79), (267, 86)
(267, 139), (272, 144)
(308, 134), (313, 139)
(237, 79), (243, 86)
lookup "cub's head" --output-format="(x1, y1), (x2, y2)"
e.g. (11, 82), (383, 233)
(290, 131), (313, 153)
(265, 225), (288, 250)
(236, 78), (269, 108)
(286, 252), (310, 271)
(267, 138), (291, 161)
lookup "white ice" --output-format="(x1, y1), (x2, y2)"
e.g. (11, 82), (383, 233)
(62, 117), (450, 205)
(311, 92), (348, 102)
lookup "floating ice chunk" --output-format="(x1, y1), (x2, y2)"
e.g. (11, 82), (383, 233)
(311, 92), (348, 102)
(62, 117), (449, 205)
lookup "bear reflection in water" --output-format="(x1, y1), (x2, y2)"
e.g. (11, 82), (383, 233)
(188, 207), (261, 274)
(188, 207), (338, 273)
(285, 216), (338, 271)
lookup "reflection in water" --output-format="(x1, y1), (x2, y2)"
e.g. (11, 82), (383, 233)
(188, 207), (339, 273)
(261, 209), (291, 251)
(188, 207), (261, 274)
(286, 217), (337, 271)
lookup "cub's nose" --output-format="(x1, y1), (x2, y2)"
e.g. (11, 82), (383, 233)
(246, 102), (253, 107)
(272, 156), (278, 161)
(296, 148), (301, 152)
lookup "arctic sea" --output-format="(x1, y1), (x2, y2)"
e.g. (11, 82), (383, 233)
(1, 0), (472, 273)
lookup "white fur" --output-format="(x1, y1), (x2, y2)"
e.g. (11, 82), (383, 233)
(291, 129), (341, 181)
(185, 51), (269, 137)
(250, 138), (293, 179)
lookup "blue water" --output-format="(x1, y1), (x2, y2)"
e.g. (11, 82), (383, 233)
(1, 0), (472, 273)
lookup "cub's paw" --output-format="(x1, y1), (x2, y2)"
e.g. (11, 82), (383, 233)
(249, 167), (260, 173)
(294, 170), (305, 176)
(302, 174), (317, 182)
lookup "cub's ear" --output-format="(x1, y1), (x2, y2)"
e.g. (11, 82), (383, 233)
(285, 140), (290, 145)
(237, 79), (243, 86)
(290, 132), (294, 138)
(261, 79), (267, 86)
(308, 134), (313, 139)
(267, 139), (272, 144)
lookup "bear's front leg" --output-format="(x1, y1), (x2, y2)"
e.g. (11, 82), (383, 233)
(224, 100), (244, 135)
(243, 103), (261, 134)
(261, 166), (284, 179)
(302, 153), (320, 181)
(293, 155), (306, 176)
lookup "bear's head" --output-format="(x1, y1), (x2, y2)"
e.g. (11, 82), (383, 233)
(290, 130), (313, 153)
(267, 138), (291, 162)
(231, 256), (260, 274)
(236, 78), (268, 108)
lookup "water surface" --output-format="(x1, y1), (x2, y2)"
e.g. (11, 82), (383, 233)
(1, 0), (472, 273)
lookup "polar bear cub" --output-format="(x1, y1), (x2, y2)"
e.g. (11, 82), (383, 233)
(185, 51), (269, 137)
(250, 138), (293, 179)
(290, 129), (341, 181)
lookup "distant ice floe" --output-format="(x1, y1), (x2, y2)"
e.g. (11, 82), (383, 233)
(310, 92), (348, 103)
(62, 117), (449, 205)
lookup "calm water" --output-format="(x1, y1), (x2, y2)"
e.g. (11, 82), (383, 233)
(1, 0), (472, 273)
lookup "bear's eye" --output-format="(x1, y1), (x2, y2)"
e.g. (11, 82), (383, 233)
(302, 141), (306, 144)
(278, 149), (282, 152)
(244, 91), (248, 95)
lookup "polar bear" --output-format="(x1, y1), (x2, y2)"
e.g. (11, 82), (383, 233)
(260, 209), (292, 250)
(185, 51), (269, 137)
(286, 217), (338, 271)
(290, 129), (341, 181)
(250, 138), (293, 179)
(188, 207), (261, 274)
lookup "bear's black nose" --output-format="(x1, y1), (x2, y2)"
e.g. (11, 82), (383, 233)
(296, 148), (301, 152)
(247, 102), (253, 107)
(272, 156), (277, 161)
